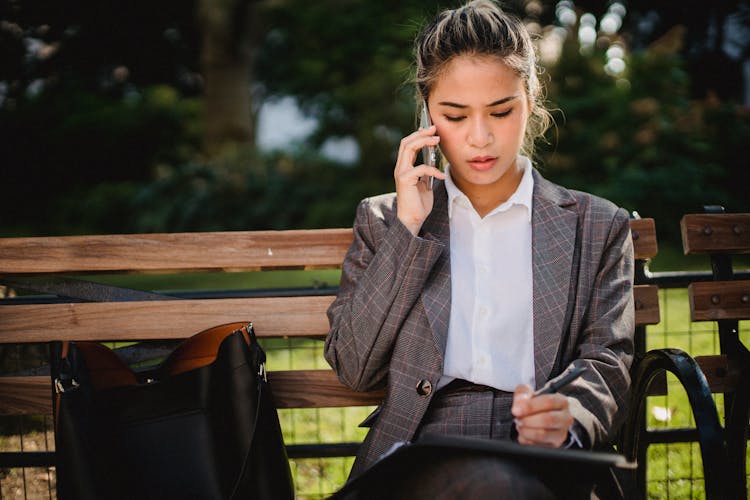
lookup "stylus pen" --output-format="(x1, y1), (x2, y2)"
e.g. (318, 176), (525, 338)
(533, 366), (586, 396)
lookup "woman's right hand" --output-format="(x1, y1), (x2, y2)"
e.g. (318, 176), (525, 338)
(394, 125), (445, 236)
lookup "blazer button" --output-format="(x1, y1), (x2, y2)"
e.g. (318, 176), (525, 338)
(416, 379), (432, 396)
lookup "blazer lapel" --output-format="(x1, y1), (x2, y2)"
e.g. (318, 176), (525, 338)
(419, 181), (452, 359)
(531, 171), (578, 386)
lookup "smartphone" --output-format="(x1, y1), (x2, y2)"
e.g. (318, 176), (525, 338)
(419, 102), (437, 190)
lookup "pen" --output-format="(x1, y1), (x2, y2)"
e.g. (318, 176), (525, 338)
(533, 366), (586, 396)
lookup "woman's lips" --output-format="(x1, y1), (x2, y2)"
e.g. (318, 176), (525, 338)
(468, 156), (497, 171)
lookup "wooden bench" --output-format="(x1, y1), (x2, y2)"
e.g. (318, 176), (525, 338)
(621, 211), (750, 499)
(0, 229), (384, 472)
(0, 218), (735, 497)
(681, 210), (750, 499)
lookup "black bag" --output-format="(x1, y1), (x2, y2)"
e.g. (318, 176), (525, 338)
(52, 322), (295, 500)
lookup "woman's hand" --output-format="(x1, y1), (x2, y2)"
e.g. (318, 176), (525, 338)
(511, 385), (575, 448)
(394, 125), (444, 236)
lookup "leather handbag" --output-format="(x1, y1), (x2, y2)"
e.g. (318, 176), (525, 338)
(52, 322), (294, 500)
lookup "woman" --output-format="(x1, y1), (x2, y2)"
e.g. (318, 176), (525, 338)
(325, 1), (634, 495)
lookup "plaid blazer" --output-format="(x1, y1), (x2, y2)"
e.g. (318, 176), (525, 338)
(325, 169), (635, 477)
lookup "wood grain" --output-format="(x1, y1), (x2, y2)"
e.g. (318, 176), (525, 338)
(634, 284), (660, 326)
(694, 355), (740, 394)
(680, 214), (750, 255)
(688, 281), (750, 321)
(0, 229), (354, 274)
(0, 221), (658, 273)
(630, 218), (658, 260)
(269, 370), (384, 409)
(0, 376), (53, 415)
(0, 296), (335, 343)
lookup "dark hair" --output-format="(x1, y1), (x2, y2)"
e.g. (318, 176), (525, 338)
(414, 0), (551, 158)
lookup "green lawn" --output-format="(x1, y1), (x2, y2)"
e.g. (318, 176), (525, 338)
(91, 268), (343, 293)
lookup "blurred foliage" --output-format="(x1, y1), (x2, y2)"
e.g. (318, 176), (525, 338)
(0, 0), (201, 98)
(0, 85), (201, 235)
(0, 0), (748, 241)
(131, 146), (384, 231)
(254, 0), (454, 179)
(538, 37), (750, 243)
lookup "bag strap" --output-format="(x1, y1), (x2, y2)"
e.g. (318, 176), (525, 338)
(229, 323), (267, 499)
(1, 275), (176, 302)
(53, 340), (78, 433)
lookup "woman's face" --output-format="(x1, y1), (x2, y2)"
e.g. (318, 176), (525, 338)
(428, 54), (530, 198)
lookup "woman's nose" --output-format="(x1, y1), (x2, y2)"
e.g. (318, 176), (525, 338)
(467, 118), (493, 148)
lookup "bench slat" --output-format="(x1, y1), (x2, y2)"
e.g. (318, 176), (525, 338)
(0, 376), (52, 415)
(0, 296), (335, 343)
(688, 281), (750, 321)
(639, 355), (735, 397)
(5, 354), (735, 414)
(630, 218), (658, 260)
(634, 284), (660, 326)
(681, 214), (750, 255)
(270, 370), (384, 409)
(0, 370), (382, 415)
(693, 355), (740, 394)
(0, 229), (354, 274)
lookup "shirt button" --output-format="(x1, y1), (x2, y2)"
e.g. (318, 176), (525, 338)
(479, 306), (488, 316)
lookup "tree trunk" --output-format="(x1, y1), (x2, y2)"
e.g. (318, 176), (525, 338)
(197, 0), (257, 156)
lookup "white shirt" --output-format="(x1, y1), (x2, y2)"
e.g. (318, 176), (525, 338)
(439, 156), (535, 392)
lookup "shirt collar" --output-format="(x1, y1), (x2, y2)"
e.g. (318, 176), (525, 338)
(445, 155), (534, 221)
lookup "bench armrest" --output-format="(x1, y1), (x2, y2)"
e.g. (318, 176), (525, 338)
(620, 348), (728, 499)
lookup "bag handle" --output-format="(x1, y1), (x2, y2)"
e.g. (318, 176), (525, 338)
(165, 322), (257, 376)
(228, 322), (268, 499)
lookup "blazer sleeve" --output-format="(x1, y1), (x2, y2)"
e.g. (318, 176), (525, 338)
(564, 206), (635, 447)
(324, 197), (445, 391)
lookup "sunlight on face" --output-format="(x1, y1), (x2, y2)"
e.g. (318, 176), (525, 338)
(428, 55), (530, 204)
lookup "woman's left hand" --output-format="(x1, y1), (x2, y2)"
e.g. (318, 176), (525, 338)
(511, 385), (574, 448)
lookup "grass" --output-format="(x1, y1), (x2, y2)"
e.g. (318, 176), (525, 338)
(643, 288), (749, 498)
(89, 268), (343, 293)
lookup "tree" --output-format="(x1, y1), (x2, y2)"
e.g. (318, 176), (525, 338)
(197, 0), (259, 154)
(1, 0), (747, 236)
(255, 0), (450, 178)
(623, 0), (749, 103)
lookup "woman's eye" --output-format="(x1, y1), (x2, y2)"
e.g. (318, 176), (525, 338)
(444, 115), (466, 122)
(492, 109), (513, 118)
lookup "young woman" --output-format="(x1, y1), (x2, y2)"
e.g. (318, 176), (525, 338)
(325, 0), (634, 495)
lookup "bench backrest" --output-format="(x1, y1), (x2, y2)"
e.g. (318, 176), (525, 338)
(0, 229), (381, 415)
(681, 213), (750, 395)
(0, 220), (659, 417)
